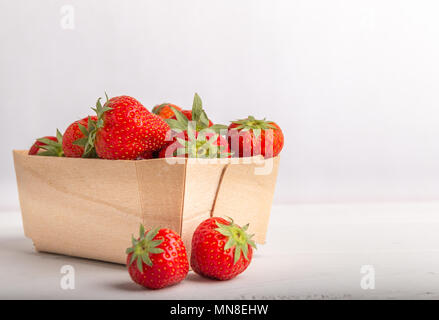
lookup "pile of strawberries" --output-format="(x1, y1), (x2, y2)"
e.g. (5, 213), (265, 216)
(126, 217), (257, 289)
(28, 93), (284, 160)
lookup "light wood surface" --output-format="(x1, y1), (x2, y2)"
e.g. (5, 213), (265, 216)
(2, 202), (439, 299)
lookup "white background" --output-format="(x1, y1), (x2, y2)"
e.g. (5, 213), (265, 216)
(1, 0), (439, 209)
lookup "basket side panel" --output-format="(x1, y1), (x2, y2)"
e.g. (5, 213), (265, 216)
(13, 150), (142, 264)
(13, 151), (33, 238)
(181, 161), (227, 256)
(212, 156), (280, 243)
(135, 159), (186, 235)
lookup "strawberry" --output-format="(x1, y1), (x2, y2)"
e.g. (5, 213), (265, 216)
(126, 225), (189, 289)
(227, 116), (284, 159)
(152, 103), (182, 119)
(62, 116), (98, 158)
(162, 93), (229, 158)
(28, 130), (64, 156)
(84, 94), (170, 160)
(191, 217), (256, 280)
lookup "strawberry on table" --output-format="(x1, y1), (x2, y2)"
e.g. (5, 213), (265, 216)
(126, 225), (189, 289)
(191, 217), (256, 281)
(62, 116), (98, 158)
(84, 94), (170, 160)
(152, 103), (182, 119)
(28, 130), (64, 157)
(227, 116), (284, 159)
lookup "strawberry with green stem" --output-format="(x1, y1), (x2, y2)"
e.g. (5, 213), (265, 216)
(63, 116), (98, 158)
(28, 130), (64, 157)
(227, 116), (284, 159)
(82, 93), (170, 160)
(191, 217), (257, 280)
(126, 225), (189, 289)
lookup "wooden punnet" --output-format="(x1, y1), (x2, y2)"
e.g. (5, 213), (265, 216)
(13, 150), (280, 264)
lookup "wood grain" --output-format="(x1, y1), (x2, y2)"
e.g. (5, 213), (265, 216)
(212, 156), (280, 243)
(13, 150), (142, 263)
(180, 159), (228, 258)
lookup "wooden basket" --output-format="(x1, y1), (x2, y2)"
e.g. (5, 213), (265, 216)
(13, 150), (280, 264)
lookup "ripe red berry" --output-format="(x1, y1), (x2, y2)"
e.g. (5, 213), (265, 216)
(191, 217), (257, 281)
(83, 94), (170, 160)
(28, 130), (64, 157)
(62, 116), (98, 158)
(126, 225), (189, 289)
(227, 116), (284, 158)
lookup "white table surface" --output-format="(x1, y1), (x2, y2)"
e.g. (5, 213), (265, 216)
(1, 202), (439, 300)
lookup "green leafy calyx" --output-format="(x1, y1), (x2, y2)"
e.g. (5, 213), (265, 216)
(126, 225), (164, 272)
(91, 92), (112, 129)
(231, 116), (277, 138)
(75, 93), (112, 158)
(215, 218), (257, 264)
(165, 93), (228, 133)
(175, 122), (231, 158)
(72, 116), (99, 158)
(36, 129), (64, 157)
(163, 93), (230, 158)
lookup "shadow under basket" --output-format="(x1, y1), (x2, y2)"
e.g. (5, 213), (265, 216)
(13, 150), (280, 264)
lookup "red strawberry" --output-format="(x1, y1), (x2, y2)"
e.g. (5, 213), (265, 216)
(126, 225), (189, 289)
(191, 217), (256, 280)
(28, 130), (63, 156)
(62, 116), (98, 158)
(85, 94), (170, 160)
(227, 116), (284, 159)
(152, 103), (182, 119)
